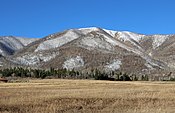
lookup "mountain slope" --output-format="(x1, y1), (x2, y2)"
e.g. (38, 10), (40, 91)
(0, 27), (175, 75)
(0, 36), (38, 56)
(3, 27), (171, 73)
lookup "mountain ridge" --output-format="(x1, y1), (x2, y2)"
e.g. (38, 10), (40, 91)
(0, 27), (175, 76)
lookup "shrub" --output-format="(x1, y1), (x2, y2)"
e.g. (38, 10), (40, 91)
(119, 73), (132, 81)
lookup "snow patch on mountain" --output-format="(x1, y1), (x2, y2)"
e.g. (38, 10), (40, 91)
(17, 38), (38, 46)
(0, 36), (24, 50)
(63, 56), (84, 70)
(105, 59), (122, 71)
(152, 35), (169, 49)
(117, 31), (145, 42)
(98, 32), (118, 46)
(79, 30), (120, 52)
(78, 28), (164, 69)
(0, 36), (38, 56)
(14, 52), (59, 65)
(80, 30), (144, 55)
(35, 30), (80, 52)
(0, 36), (25, 56)
(103, 29), (117, 37)
(115, 31), (145, 50)
(80, 36), (114, 51)
(78, 27), (100, 34)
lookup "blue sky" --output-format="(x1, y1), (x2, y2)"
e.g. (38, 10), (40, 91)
(0, 0), (175, 38)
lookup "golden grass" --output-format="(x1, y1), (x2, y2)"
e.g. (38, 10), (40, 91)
(0, 79), (175, 113)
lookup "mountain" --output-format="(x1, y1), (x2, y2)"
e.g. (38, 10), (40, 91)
(0, 36), (38, 56)
(0, 27), (175, 75)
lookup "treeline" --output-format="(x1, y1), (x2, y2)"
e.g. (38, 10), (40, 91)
(0, 67), (174, 81)
(0, 67), (80, 79)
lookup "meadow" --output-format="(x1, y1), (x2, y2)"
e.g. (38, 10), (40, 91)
(0, 79), (175, 113)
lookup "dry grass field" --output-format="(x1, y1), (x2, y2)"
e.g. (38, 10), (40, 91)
(0, 79), (175, 113)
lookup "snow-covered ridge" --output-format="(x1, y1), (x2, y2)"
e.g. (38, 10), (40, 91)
(0, 36), (24, 55)
(0, 36), (24, 50)
(33, 27), (171, 69)
(35, 30), (81, 52)
(0, 36), (38, 56)
(1, 27), (174, 72)
(117, 31), (145, 42)
(17, 37), (38, 46)
(78, 28), (158, 69)
(103, 28), (145, 43)
(152, 35), (170, 49)
(34, 27), (173, 53)
(78, 27), (100, 34)
(103, 29), (117, 37)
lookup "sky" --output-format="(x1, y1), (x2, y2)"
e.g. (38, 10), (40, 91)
(0, 0), (175, 38)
